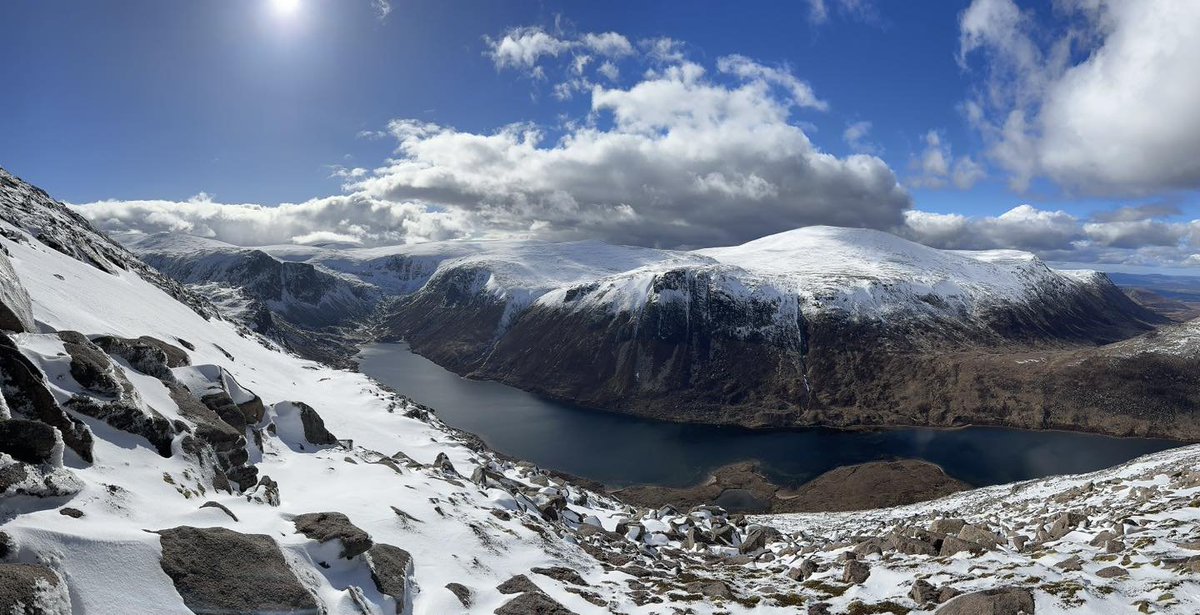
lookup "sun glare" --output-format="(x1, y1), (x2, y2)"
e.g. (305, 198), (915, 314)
(270, 0), (301, 17)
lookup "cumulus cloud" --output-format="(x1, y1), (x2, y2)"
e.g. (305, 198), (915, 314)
(901, 203), (1200, 267)
(909, 131), (986, 190)
(348, 51), (909, 247)
(75, 193), (471, 247)
(959, 0), (1200, 196)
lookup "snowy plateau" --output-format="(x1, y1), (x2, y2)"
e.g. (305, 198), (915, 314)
(0, 165), (1199, 615)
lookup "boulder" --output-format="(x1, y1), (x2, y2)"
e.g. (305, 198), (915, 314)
(786, 558), (818, 581)
(739, 526), (783, 554)
(445, 582), (471, 607)
(295, 402), (337, 446)
(939, 535), (986, 556)
(1095, 565), (1128, 578)
(0, 563), (70, 615)
(958, 524), (1000, 546)
(1048, 511), (1087, 540)
(911, 579), (938, 605)
(157, 526), (319, 615)
(497, 574), (541, 595)
(929, 518), (966, 535)
(842, 560), (870, 584)
(531, 567), (588, 586)
(433, 452), (457, 474)
(292, 511), (373, 559)
(935, 587), (1034, 615)
(890, 535), (937, 556)
(1054, 555), (1083, 571)
(494, 591), (578, 615)
(0, 419), (59, 465)
(0, 251), (35, 334)
(199, 501), (238, 522)
(366, 543), (413, 614)
(684, 580), (732, 599)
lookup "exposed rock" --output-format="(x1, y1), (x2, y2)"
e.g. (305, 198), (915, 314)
(0, 419), (59, 465)
(433, 452), (457, 474)
(292, 511), (373, 559)
(0, 456), (82, 498)
(531, 566), (588, 586)
(366, 544), (413, 613)
(1054, 555), (1083, 571)
(929, 518), (966, 535)
(157, 526), (319, 615)
(64, 396), (175, 458)
(939, 535), (986, 556)
(497, 574), (540, 595)
(199, 501), (238, 521)
(1048, 511), (1087, 540)
(0, 249), (35, 333)
(685, 580), (733, 599)
(92, 335), (189, 381)
(0, 563), (70, 615)
(494, 591), (578, 615)
(58, 507), (83, 518)
(1095, 565), (1128, 578)
(295, 402), (336, 446)
(58, 331), (131, 397)
(0, 334), (93, 462)
(445, 582), (471, 607)
(935, 587), (1034, 615)
(958, 523), (1000, 546)
(740, 526), (783, 554)
(911, 579), (938, 605)
(842, 560), (870, 584)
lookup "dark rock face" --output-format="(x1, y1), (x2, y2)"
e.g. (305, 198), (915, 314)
(57, 331), (132, 398)
(935, 587), (1035, 615)
(444, 583), (472, 607)
(157, 526), (320, 615)
(64, 396), (175, 458)
(292, 511), (372, 559)
(382, 256), (1194, 438)
(293, 402), (337, 446)
(366, 544), (413, 614)
(167, 383), (251, 486)
(0, 334), (93, 462)
(0, 563), (68, 615)
(497, 574), (541, 595)
(0, 419), (59, 465)
(0, 249), (35, 334)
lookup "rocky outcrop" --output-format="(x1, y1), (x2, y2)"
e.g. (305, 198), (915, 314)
(366, 544), (413, 614)
(615, 460), (970, 514)
(0, 563), (71, 615)
(0, 420), (60, 465)
(0, 248), (35, 333)
(292, 511), (372, 559)
(57, 331), (132, 398)
(156, 526), (320, 615)
(92, 335), (189, 381)
(0, 334), (93, 462)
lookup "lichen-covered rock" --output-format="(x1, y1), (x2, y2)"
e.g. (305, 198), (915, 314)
(494, 591), (578, 615)
(0, 456), (82, 498)
(0, 563), (71, 615)
(935, 587), (1034, 615)
(292, 511), (372, 559)
(156, 526), (319, 615)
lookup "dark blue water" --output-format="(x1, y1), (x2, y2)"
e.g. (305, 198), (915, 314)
(358, 343), (1183, 489)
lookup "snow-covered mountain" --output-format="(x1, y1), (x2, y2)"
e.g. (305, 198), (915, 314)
(4, 169), (1200, 614)
(124, 214), (1174, 436)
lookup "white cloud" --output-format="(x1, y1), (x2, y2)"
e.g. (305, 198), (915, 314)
(580, 32), (634, 58)
(485, 27), (571, 72)
(959, 0), (1200, 196)
(715, 55), (828, 111)
(372, 0), (391, 21)
(74, 193), (471, 247)
(909, 130), (986, 190)
(902, 203), (1200, 267)
(842, 120), (877, 154)
(806, 0), (877, 24)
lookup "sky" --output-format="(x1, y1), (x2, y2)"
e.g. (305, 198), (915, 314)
(2, 0), (1200, 271)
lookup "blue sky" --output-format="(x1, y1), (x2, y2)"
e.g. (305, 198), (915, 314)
(3, 0), (1200, 269)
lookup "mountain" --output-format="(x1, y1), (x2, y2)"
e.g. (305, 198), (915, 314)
(129, 222), (1186, 436)
(4, 167), (1200, 612)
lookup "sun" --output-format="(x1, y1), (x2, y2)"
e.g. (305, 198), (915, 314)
(270, 0), (301, 16)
